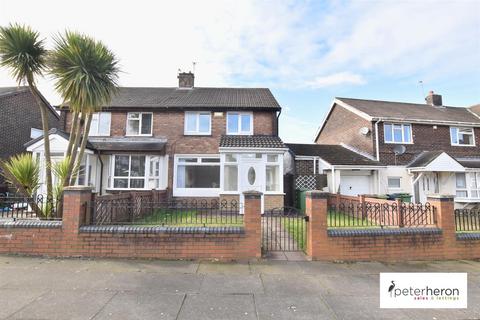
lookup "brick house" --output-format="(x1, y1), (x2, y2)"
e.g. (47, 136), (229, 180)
(25, 73), (286, 211)
(0, 87), (60, 191)
(288, 91), (480, 207)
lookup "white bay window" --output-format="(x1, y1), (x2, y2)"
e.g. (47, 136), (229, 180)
(110, 155), (162, 189)
(174, 156), (220, 196)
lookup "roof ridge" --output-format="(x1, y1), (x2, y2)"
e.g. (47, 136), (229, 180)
(336, 96), (461, 109)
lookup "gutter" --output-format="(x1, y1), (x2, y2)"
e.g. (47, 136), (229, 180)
(97, 150), (103, 195)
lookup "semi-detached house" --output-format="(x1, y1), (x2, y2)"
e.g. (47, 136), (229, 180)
(25, 73), (287, 211)
(287, 91), (480, 208)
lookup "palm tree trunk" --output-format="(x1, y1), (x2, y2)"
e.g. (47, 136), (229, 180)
(71, 113), (93, 185)
(27, 83), (53, 208)
(64, 112), (85, 186)
(65, 111), (79, 156)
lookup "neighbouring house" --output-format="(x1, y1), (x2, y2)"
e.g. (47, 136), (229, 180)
(25, 72), (286, 211)
(0, 87), (60, 192)
(287, 91), (480, 208)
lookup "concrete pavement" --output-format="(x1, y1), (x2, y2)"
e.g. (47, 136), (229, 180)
(0, 255), (479, 319)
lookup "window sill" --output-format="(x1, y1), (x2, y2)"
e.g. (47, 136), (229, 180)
(384, 141), (413, 145)
(125, 134), (153, 137)
(226, 132), (253, 136)
(451, 144), (476, 147)
(105, 188), (167, 191)
(183, 133), (212, 137)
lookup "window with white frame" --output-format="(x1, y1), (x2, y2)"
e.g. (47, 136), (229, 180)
(227, 112), (253, 135)
(266, 154), (280, 192)
(184, 112), (211, 135)
(126, 112), (152, 136)
(176, 156), (220, 189)
(89, 112), (111, 136)
(387, 177), (401, 189)
(450, 127), (475, 146)
(456, 172), (480, 198)
(223, 154), (238, 191)
(110, 155), (161, 189)
(384, 123), (412, 143)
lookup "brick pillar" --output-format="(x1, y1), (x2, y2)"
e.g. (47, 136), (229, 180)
(427, 195), (456, 257)
(305, 191), (329, 260)
(243, 191), (262, 258)
(62, 186), (94, 235)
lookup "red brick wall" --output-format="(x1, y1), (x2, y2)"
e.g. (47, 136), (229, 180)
(306, 191), (480, 262)
(0, 188), (262, 260)
(377, 123), (480, 165)
(315, 104), (374, 156)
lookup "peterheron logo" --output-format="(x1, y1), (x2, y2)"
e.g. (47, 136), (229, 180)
(380, 273), (467, 308)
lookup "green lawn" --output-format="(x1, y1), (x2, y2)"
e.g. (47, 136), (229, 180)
(134, 208), (243, 227)
(280, 217), (306, 250)
(327, 210), (381, 229)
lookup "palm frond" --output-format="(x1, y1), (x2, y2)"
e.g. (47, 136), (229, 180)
(0, 153), (40, 196)
(48, 31), (120, 112)
(0, 23), (46, 84)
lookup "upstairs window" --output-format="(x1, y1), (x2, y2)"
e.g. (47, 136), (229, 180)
(227, 112), (253, 135)
(384, 123), (412, 144)
(89, 112), (111, 136)
(126, 112), (152, 136)
(184, 112), (211, 135)
(450, 127), (475, 146)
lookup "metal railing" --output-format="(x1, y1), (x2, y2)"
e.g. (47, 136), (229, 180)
(455, 209), (480, 232)
(0, 193), (60, 220)
(88, 198), (243, 226)
(328, 201), (436, 228)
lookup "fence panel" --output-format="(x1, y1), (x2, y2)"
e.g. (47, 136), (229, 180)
(455, 209), (480, 232)
(0, 194), (60, 220)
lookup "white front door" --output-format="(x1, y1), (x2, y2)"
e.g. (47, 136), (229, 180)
(419, 173), (437, 203)
(239, 156), (264, 213)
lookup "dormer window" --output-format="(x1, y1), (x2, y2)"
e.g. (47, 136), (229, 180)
(384, 123), (412, 144)
(450, 127), (475, 146)
(227, 112), (253, 135)
(126, 112), (152, 136)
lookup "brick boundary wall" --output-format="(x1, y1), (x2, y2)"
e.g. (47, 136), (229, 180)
(0, 187), (262, 260)
(306, 191), (480, 262)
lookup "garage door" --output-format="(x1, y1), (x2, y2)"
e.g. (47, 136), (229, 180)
(340, 175), (371, 196)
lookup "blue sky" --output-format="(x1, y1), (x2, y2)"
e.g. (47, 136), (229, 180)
(1, 0), (479, 143)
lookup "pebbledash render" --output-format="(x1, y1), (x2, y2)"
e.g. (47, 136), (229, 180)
(286, 91), (480, 208)
(25, 72), (287, 211)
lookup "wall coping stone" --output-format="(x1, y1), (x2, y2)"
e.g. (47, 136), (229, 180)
(456, 233), (480, 241)
(305, 191), (329, 199)
(79, 225), (245, 234)
(64, 186), (94, 192)
(427, 194), (455, 201)
(0, 219), (62, 228)
(328, 228), (442, 237)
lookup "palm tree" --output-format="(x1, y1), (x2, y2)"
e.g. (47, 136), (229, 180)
(48, 31), (119, 187)
(0, 24), (54, 204)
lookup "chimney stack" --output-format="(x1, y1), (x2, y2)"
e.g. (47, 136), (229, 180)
(178, 72), (194, 89)
(425, 90), (442, 107)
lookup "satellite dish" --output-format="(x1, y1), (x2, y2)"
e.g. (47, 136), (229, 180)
(359, 127), (370, 135)
(393, 145), (406, 155)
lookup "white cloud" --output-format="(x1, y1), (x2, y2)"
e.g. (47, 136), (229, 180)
(279, 114), (319, 143)
(306, 72), (366, 88)
(0, 0), (478, 104)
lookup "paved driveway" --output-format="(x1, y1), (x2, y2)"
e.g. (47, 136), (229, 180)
(0, 256), (479, 319)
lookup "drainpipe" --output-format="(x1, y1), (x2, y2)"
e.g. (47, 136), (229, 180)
(97, 151), (103, 195)
(332, 165), (336, 193)
(374, 119), (381, 161)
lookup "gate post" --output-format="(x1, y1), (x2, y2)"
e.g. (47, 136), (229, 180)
(243, 191), (262, 258)
(62, 186), (94, 236)
(305, 191), (329, 260)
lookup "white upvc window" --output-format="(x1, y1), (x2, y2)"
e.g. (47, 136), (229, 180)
(227, 112), (253, 135)
(174, 155), (220, 196)
(184, 112), (211, 135)
(89, 112), (111, 136)
(387, 177), (401, 189)
(110, 155), (161, 189)
(450, 127), (475, 146)
(265, 154), (281, 192)
(126, 112), (153, 136)
(384, 123), (412, 144)
(223, 154), (238, 192)
(455, 172), (480, 198)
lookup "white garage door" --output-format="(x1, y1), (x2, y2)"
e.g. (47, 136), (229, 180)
(340, 175), (371, 196)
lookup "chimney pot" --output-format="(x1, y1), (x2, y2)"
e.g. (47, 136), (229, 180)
(178, 72), (194, 89)
(425, 90), (442, 107)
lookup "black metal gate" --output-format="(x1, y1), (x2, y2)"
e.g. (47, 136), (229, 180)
(262, 207), (308, 252)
